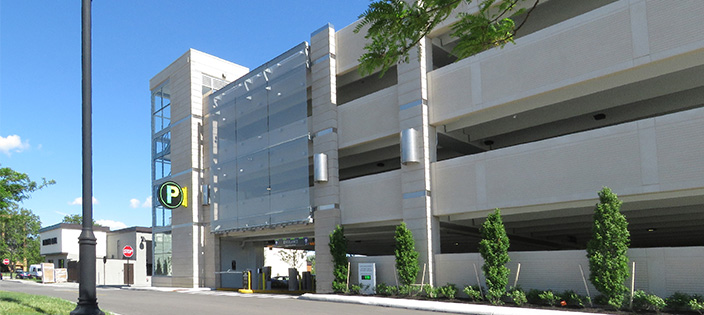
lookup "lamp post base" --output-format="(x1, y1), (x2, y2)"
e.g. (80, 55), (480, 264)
(70, 303), (105, 315)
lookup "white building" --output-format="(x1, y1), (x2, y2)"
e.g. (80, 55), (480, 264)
(150, 0), (704, 296)
(39, 224), (152, 286)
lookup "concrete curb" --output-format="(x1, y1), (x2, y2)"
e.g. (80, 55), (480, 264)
(298, 294), (609, 315)
(121, 286), (213, 292)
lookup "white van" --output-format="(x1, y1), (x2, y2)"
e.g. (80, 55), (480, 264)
(28, 264), (43, 279)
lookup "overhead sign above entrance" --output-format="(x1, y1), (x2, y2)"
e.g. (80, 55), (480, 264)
(158, 181), (187, 209)
(274, 237), (313, 248)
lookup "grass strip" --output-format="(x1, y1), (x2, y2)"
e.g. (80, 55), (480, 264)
(0, 290), (112, 315)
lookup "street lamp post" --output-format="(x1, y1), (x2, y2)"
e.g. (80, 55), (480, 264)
(71, 0), (103, 314)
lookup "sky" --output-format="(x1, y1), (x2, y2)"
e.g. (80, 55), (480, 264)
(0, 1), (371, 230)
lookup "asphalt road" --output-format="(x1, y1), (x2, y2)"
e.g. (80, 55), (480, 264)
(0, 280), (440, 315)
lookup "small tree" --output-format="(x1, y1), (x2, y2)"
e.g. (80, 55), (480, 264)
(479, 208), (510, 305)
(394, 222), (419, 287)
(278, 249), (307, 270)
(329, 225), (348, 292)
(587, 187), (630, 309)
(62, 214), (101, 227)
(307, 255), (316, 275)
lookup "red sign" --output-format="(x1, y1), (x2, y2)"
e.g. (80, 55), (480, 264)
(2, 258), (8, 265)
(122, 245), (134, 258)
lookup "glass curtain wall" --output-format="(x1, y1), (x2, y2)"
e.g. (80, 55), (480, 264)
(152, 83), (172, 181)
(151, 82), (173, 277)
(152, 82), (173, 228)
(210, 42), (311, 232)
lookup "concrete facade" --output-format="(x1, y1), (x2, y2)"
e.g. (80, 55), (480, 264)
(150, 0), (704, 295)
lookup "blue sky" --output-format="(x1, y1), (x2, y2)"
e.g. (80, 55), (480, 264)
(0, 1), (370, 229)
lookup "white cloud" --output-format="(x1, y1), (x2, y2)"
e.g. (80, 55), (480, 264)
(95, 219), (127, 231)
(142, 196), (152, 208)
(69, 196), (99, 205)
(130, 196), (152, 208)
(0, 134), (30, 155)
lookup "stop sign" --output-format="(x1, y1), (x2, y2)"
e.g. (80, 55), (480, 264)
(2, 258), (8, 265)
(122, 245), (134, 258)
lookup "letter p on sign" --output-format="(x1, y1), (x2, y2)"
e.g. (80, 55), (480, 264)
(158, 181), (184, 209)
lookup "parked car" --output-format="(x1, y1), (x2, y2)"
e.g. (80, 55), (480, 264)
(271, 276), (289, 289)
(28, 264), (42, 279)
(15, 270), (31, 279)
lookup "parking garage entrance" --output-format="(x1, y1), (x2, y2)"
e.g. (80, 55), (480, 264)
(217, 233), (315, 292)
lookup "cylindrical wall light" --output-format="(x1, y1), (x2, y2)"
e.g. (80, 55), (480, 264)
(401, 128), (420, 164)
(314, 153), (328, 183)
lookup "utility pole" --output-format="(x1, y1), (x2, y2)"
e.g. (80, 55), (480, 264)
(71, 0), (103, 314)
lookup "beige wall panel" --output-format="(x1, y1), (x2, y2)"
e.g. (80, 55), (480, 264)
(168, 121), (192, 175)
(433, 108), (704, 217)
(646, 0), (704, 56)
(480, 8), (632, 104)
(655, 107), (704, 189)
(340, 170), (402, 225)
(483, 128), (641, 208)
(151, 276), (173, 287)
(432, 160), (478, 214)
(427, 60), (473, 124)
(335, 21), (369, 75)
(150, 51), (189, 89)
(338, 87), (399, 148)
(430, 2), (636, 125)
(433, 247), (704, 298)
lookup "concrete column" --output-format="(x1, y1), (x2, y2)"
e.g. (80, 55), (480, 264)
(397, 37), (440, 286)
(310, 24), (341, 293)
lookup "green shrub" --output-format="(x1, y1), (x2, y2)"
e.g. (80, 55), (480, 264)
(423, 284), (438, 299)
(666, 292), (692, 310)
(507, 288), (527, 306)
(631, 290), (665, 312)
(561, 290), (587, 308)
(586, 187), (630, 309)
(538, 290), (562, 307)
(398, 284), (417, 296)
(328, 225), (348, 293)
(463, 285), (484, 302)
(526, 289), (543, 305)
(479, 209), (510, 305)
(394, 223), (420, 287)
(689, 299), (704, 314)
(349, 284), (361, 295)
(437, 284), (458, 299)
(375, 283), (398, 296)
(332, 281), (348, 294)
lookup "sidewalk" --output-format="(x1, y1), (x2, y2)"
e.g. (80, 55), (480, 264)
(123, 284), (608, 315)
(3, 279), (608, 315)
(299, 294), (608, 315)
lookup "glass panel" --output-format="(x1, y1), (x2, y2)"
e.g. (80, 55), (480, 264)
(217, 160), (238, 220)
(269, 138), (308, 194)
(209, 42), (310, 232)
(236, 150), (270, 201)
(154, 131), (171, 157)
(154, 205), (171, 227)
(152, 84), (171, 133)
(154, 158), (171, 180)
(153, 232), (172, 276)
(215, 104), (237, 163)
